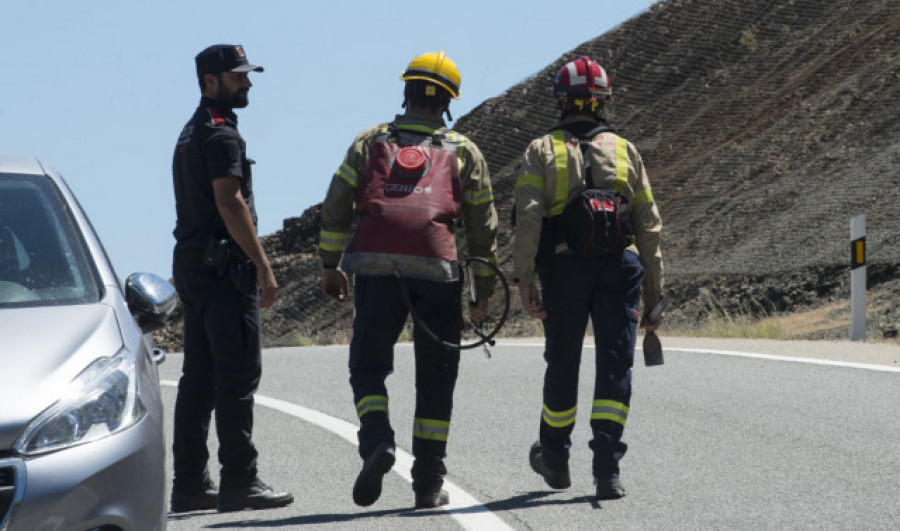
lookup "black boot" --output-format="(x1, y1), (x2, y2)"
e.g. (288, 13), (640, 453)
(595, 476), (626, 500)
(529, 441), (571, 489)
(217, 478), (294, 512)
(414, 487), (449, 509)
(170, 481), (218, 513)
(352, 443), (396, 506)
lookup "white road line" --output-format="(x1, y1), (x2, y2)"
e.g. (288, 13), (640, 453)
(495, 341), (900, 373)
(159, 380), (513, 531)
(666, 347), (900, 373)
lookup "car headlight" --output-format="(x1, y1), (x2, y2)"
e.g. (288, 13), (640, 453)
(14, 348), (146, 455)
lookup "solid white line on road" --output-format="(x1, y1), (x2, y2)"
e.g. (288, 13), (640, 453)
(160, 380), (513, 531)
(667, 347), (900, 373)
(497, 341), (900, 373)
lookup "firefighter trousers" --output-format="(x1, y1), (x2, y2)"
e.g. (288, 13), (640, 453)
(538, 250), (644, 479)
(348, 273), (463, 493)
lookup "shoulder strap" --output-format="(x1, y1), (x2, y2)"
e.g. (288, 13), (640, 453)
(580, 139), (595, 188)
(378, 122), (454, 148)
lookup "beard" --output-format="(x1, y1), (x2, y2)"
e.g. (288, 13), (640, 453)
(216, 83), (249, 108)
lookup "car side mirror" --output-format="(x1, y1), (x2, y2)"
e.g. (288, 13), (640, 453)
(125, 272), (177, 334)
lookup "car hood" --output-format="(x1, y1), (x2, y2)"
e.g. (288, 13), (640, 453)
(0, 303), (124, 449)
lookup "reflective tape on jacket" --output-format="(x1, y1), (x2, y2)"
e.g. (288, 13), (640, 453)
(336, 162), (359, 188)
(515, 172), (543, 191)
(318, 229), (349, 253)
(446, 130), (466, 172)
(550, 130), (569, 216)
(542, 403), (577, 428)
(413, 417), (450, 442)
(633, 188), (654, 206)
(468, 256), (498, 278)
(613, 136), (630, 194)
(591, 399), (629, 426)
(356, 395), (389, 418)
(463, 186), (494, 206)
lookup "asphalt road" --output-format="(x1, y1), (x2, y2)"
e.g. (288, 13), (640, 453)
(158, 337), (900, 530)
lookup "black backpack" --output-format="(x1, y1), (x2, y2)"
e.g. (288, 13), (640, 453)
(557, 123), (634, 255)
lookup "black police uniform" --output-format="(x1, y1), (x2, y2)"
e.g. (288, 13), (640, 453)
(171, 96), (261, 491)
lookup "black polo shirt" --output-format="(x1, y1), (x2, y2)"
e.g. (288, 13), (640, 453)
(172, 96), (257, 244)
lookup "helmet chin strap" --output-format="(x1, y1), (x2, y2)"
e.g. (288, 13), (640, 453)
(559, 99), (602, 119)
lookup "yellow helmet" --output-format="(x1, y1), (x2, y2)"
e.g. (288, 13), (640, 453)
(400, 51), (461, 99)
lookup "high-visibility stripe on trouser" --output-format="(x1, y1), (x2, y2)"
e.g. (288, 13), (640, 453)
(413, 417), (450, 442)
(591, 399), (629, 426)
(356, 395), (389, 419)
(542, 404), (577, 428)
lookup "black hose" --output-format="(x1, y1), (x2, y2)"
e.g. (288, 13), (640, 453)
(394, 257), (510, 351)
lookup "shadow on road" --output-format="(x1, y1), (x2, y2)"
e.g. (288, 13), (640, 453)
(188, 506), (414, 528)
(167, 490), (603, 528)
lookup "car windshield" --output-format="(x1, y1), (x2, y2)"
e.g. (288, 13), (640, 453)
(0, 173), (100, 307)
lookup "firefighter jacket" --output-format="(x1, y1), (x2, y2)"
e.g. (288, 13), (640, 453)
(513, 117), (663, 310)
(319, 111), (499, 299)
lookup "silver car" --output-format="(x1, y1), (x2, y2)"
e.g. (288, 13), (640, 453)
(0, 156), (175, 530)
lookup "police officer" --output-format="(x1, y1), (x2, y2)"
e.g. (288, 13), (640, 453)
(513, 56), (664, 500)
(319, 51), (499, 509)
(170, 44), (293, 513)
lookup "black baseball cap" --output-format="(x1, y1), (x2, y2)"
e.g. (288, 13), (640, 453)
(195, 44), (264, 78)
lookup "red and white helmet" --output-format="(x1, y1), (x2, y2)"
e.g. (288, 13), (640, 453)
(551, 56), (613, 103)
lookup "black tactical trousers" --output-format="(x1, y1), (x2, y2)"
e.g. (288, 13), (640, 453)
(171, 245), (262, 491)
(349, 274), (462, 493)
(538, 251), (644, 478)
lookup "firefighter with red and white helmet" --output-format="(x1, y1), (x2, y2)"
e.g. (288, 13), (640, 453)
(318, 51), (499, 510)
(512, 56), (664, 500)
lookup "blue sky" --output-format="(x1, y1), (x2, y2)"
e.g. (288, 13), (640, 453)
(2, 1), (651, 280)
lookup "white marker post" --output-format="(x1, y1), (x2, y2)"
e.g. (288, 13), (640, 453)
(850, 215), (866, 341)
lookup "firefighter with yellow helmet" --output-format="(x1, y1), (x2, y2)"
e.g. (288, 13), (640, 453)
(319, 51), (499, 509)
(513, 56), (664, 500)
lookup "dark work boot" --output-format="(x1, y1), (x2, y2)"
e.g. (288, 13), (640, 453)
(529, 441), (571, 489)
(170, 481), (218, 513)
(595, 476), (627, 500)
(414, 487), (449, 509)
(217, 478), (294, 512)
(352, 443), (396, 507)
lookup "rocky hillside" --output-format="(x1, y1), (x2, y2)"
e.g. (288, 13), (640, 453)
(157, 0), (900, 350)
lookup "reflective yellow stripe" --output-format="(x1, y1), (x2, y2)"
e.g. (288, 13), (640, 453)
(633, 188), (654, 206)
(591, 399), (629, 426)
(463, 187), (494, 205)
(318, 229), (348, 252)
(515, 172), (543, 190)
(413, 417), (450, 442)
(356, 395), (389, 418)
(550, 130), (569, 216)
(614, 137), (629, 194)
(337, 163), (359, 188)
(469, 257), (497, 277)
(449, 132), (466, 171)
(542, 404), (577, 428)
